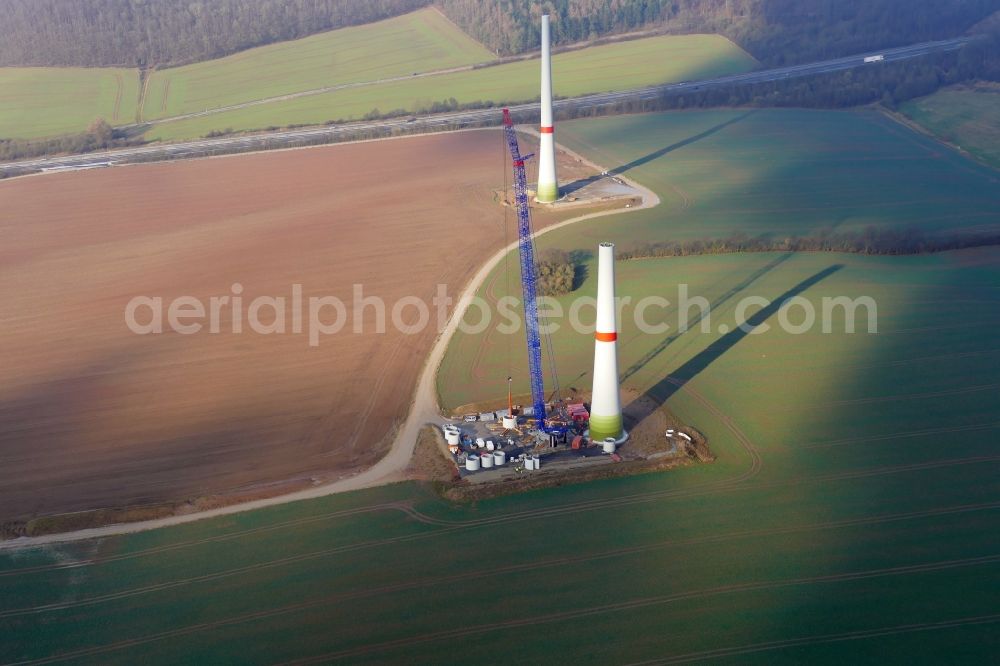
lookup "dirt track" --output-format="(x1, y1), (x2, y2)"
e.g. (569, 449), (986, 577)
(0, 130), (589, 522)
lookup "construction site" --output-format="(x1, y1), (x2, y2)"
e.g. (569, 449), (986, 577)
(431, 16), (702, 487)
(0, 14), (692, 528)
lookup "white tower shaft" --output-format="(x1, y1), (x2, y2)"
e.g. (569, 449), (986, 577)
(590, 243), (624, 441)
(536, 14), (559, 203)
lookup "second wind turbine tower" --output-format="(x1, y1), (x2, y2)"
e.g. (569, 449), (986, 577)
(536, 13), (560, 203)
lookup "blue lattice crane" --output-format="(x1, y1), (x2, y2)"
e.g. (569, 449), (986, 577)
(501, 107), (547, 429)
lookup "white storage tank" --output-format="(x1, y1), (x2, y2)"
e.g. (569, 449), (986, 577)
(486, 440), (495, 451)
(533, 455), (541, 469)
(476, 437), (485, 448)
(465, 455), (481, 471)
(493, 451), (506, 465)
(481, 453), (494, 468)
(501, 415), (517, 430)
(445, 429), (461, 445)
(524, 456), (536, 470)
(603, 438), (617, 454)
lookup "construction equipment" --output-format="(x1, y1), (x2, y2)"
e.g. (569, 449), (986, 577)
(507, 376), (514, 415)
(501, 108), (547, 429)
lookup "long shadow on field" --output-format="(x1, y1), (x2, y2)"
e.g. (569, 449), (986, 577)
(625, 263), (843, 425)
(118, 123), (152, 140)
(611, 110), (758, 177)
(561, 111), (757, 196)
(622, 252), (793, 383)
(570, 249), (593, 290)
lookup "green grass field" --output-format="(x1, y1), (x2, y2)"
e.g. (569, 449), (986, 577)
(439, 108), (1000, 408)
(0, 67), (139, 139)
(901, 85), (1000, 169)
(554, 108), (1000, 240)
(3, 110), (999, 663)
(141, 8), (496, 121)
(144, 34), (757, 141)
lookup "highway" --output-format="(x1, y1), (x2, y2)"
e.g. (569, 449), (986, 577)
(0, 37), (971, 178)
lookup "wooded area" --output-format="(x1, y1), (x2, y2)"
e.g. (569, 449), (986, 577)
(618, 227), (1000, 259)
(438, 1), (998, 65)
(0, 0), (996, 68)
(0, 0), (429, 67)
(536, 249), (583, 296)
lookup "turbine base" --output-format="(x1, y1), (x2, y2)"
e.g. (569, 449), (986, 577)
(588, 414), (624, 442)
(535, 182), (560, 203)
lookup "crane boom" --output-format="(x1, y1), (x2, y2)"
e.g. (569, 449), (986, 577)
(502, 108), (546, 428)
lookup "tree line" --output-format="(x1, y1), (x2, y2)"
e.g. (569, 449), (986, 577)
(0, 119), (141, 162)
(437, 0), (998, 65)
(617, 227), (1000, 260)
(0, 0), (429, 68)
(1, 0), (996, 68)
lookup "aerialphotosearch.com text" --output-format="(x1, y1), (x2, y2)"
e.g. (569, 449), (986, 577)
(125, 282), (877, 346)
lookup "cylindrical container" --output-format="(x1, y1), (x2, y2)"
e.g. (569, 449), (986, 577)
(525, 457), (535, 470)
(493, 451), (506, 465)
(481, 453), (494, 468)
(445, 430), (461, 445)
(486, 440), (495, 451)
(603, 438), (617, 454)
(465, 455), (480, 471)
(476, 438), (485, 448)
(501, 416), (517, 430)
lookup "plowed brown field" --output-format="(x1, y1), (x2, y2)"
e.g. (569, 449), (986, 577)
(0, 131), (592, 520)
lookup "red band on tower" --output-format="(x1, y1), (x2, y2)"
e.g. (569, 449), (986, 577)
(595, 331), (617, 342)
(540, 126), (554, 134)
